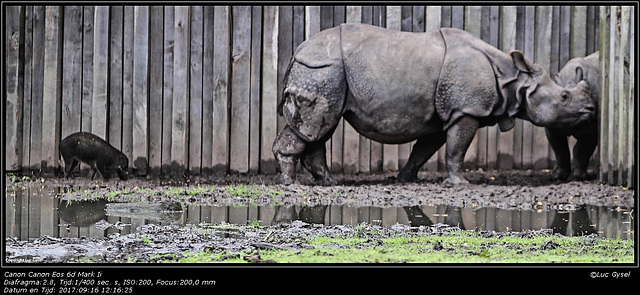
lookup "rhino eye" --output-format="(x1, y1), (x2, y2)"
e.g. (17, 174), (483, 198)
(560, 91), (571, 104)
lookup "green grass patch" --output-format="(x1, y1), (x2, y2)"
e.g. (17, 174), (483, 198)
(167, 231), (634, 264)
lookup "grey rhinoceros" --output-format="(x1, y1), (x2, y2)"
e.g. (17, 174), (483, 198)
(273, 23), (596, 186)
(548, 52), (599, 180)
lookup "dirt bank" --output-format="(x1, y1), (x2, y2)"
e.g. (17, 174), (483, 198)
(13, 170), (634, 209)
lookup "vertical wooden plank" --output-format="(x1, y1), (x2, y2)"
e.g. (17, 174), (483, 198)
(201, 6), (214, 175)
(41, 6), (63, 174)
(278, 6), (294, 135)
(189, 6), (204, 175)
(6, 5), (24, 171)
(230, 6), (252, 173)
(343, 5), (362, 175)
(585, 6), (598, 55)
(520, 6), (535, 170)
(570, 6), (587, 58)
(598, 6), (610, 183)
(498, 6), (517, 170)
(212, 6), (231, 172)
(249, 6), (263, 174)
(109, 6), (123, 150)
(412, 5), (425, 32)
(550, 6), (561, 74)
(122, 6), (134, 172)
(626, 6), (635, 188)
(382, 5), (400, 173)
(559, 6), (571, 70)
(29, 6), (45, 172)
(617, 6), (630, 185)
(260, 6), (279, 174)
(293, 6), (305, 48)
(533, 6), (552, 170)
(21, 6), (33, 172)
(148, 6), (163, 176)
(92, 6), (109, 140)
(172, 6), (190, 177)
(607, 6), (619, 185)
(305, 6), (320, 38)
(132, 6), (149, 175)
(81, 6), (94, 134)
(452, 6), (464, 29)
(61, 6), (82, 140)
(161, 6), (174, 175)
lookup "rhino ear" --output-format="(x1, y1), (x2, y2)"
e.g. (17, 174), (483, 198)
(510, 50), (534, 73)
(575, 66), (584, 81)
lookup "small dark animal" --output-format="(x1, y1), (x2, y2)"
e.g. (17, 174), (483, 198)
(59, 132), (129, 180)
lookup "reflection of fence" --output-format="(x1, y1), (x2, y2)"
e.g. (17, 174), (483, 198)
(5, 187), (634, 241)
(598, 6), (635, 187)
(5, 6), (614, 178)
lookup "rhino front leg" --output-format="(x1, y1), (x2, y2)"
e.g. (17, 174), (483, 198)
(545, 128), (571, 181)
(571, 133), (598, 181)
(443, 116), (479, 186)
(273, 126), (307, 185)
(397, 132), (446, 183)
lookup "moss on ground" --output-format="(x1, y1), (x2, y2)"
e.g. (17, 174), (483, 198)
(167, 229), (633, 264)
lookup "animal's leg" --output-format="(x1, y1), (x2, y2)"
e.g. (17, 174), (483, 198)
(64, 158), (80, 179)
(545, 128), (571, 181)
(273, 126), (307, 185)
(95, 163), (110, 181)
(300, 141), (335, 186)
(571, 133), (598, 181)
(397, 132), (446, 183)
(443, 116), (479, 186)
(88, 168), (97, 180)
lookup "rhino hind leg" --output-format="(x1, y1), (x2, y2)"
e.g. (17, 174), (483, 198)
(397, 132), (446, 183)
(300, 141), (335, 186)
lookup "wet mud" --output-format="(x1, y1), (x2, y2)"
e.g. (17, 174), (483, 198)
(4, 170), (635, 263)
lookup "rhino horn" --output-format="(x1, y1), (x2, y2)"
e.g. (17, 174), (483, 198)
(552, 73), (563, 85)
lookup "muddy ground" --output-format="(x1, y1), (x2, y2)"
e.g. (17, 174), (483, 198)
(4, 170), (636, 263)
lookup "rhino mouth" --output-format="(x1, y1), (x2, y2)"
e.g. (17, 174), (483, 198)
(579, 106), (596, 114)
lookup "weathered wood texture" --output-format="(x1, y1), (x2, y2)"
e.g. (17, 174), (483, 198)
(6, 5), (628, 186)
(599, 6), (635, 187)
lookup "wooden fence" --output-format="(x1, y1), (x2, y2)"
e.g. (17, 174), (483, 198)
(598, 6), (635, 187)
(5, 5), (614, 180)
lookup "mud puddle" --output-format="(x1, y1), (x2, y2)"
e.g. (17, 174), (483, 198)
(4, 171), (636, 263)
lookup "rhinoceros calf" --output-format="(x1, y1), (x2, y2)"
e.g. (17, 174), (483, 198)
(273, 23), (596, 186)
(548, 52), (599, 180)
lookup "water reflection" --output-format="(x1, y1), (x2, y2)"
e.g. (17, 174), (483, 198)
(5, 186), (635, 242)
